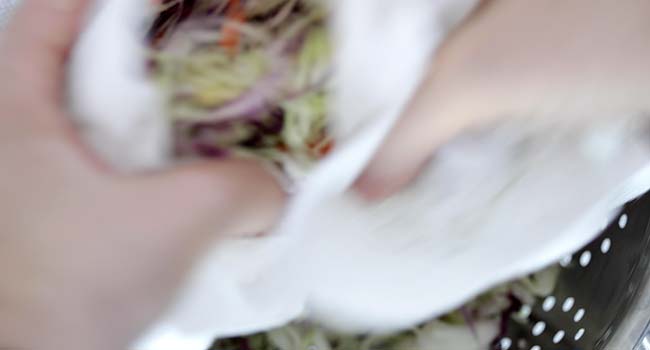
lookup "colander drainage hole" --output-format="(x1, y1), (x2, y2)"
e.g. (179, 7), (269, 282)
(574, 328), (585, 341)
(574, 308), (585, 322)
(619, 213), (628, 228)
(499, 337), (512, 350)
(530, 345), (541, 350)
(552, 330), (565, 344)
(618, 214), (628, 228)
(532, 321), (546, 336)
(542, 296), (556, 312)
(579, 251), (591, 267)
(600, 238), (611, 253)
(561, 297), (575, 312)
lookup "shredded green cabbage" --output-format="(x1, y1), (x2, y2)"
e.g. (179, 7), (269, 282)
(148, 2), (561, 349)
(149, 0), (332, 178)
(207, 266), (559, 350)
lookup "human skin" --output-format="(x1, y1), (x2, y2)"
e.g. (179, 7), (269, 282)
(3, 0), (650, 349)
(358, 0), (650, 199)
(0, 0), (285, 349)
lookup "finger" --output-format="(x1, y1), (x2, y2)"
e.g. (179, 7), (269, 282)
(354, 0), (512, 201)
(121, 159), (286, 249)
(354, 62), (505, 200)
(354, 76), (465, 200)
(0, 0), (89, 105)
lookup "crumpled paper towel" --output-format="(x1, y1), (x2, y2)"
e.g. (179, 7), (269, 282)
(0, 0), (19, 28)
(68, 0), (650, 349)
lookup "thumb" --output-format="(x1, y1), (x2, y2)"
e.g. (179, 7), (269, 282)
(123, 159), (286, 246)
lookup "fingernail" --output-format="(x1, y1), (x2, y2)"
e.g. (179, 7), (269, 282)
(354, 172), (399, 201)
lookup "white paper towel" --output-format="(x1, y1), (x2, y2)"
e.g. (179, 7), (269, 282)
(0, 0), (19, 28)
(67, 1), (650, 349)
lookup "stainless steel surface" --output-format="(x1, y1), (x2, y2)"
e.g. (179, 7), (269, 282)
(495, 192), (650, 350)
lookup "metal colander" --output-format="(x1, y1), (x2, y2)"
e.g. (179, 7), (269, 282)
(3, 2), (650, 349)
(492, 191), (650, 350)
(204, 192), (650, 350)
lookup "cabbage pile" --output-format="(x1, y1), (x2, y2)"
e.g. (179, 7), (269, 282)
(207, 268), (559, 350)
(148, 1), (559, 349)
(149, 0), (332, 179)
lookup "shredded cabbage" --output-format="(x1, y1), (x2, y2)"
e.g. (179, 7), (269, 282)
(148, 1), (561, 349)
(206, 267), (559, 350)
(149, 0), (332, 179)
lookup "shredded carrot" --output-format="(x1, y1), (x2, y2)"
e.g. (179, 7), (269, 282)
(276, 142), (289, 152)
(220, 0), (245, 55)
(317, 140), (334, 157)
(307, 136), (334, 157)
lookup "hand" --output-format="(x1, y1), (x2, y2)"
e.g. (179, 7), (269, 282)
(357, 0), (650, 199)
(0, 1), (284, 349)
